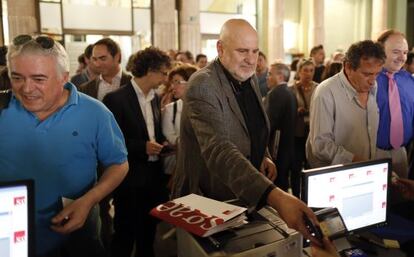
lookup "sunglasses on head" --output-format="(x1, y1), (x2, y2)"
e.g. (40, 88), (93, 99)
(13, 35), (55, 49)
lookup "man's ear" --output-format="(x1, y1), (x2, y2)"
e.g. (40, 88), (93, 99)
(344, 61), (352, 74)
(217, 40), (224, 57)
(61, 72), (69, 84)
(115, 53), (121, 64)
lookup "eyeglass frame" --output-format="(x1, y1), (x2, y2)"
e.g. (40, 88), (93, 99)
(171, 80), (188, 85)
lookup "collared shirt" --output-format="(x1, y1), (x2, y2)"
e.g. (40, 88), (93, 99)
(0, 83), (127, 255)
(306, 70), (379, 168)
(131, 78), (158, 161)
(376, 68), (414, 149)
(97, 68), (122, 101)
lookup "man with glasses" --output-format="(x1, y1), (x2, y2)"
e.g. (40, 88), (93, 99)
(79, 38), (131, 101)
(102, 47), (171, 257)
(0, 34), (128, 257)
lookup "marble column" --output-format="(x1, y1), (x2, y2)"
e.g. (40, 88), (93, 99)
(153, 0), (176, 51)
(309, 0), (324, 48)
(268, 0), (284, 62)
(178, 0), (200, 56)
(6, 0), (38, 42)
(371, 0), (388, 39)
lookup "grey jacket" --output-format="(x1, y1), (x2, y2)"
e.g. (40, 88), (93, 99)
(172, 58), (273, 207)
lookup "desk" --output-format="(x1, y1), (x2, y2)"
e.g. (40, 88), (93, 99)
(345, 233), (406, 257)
(302, 245), (405, 257)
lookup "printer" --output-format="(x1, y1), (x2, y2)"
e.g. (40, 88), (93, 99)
(177, 206), (303, 257)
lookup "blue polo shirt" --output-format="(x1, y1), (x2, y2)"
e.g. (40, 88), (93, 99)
(0, 83), (127, 255)
(376, 68), (414, 150)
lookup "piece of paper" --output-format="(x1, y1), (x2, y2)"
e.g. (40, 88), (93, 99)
(61, 197), (74, 208)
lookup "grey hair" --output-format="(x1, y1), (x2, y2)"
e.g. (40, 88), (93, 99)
(270, 62), (290, 82)
(7, 38), (70, 77)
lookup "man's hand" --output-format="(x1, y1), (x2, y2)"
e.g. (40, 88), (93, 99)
(351, 154), (365, 162)
(50, 161), (128, 235)
(311, 237), (340, 257)
(393, 177), (414, 200)
(50, 196), (94, 234)
(146, 141), (163, 155)
(260, 157), (277, 181)
(267, 188), (321, 245)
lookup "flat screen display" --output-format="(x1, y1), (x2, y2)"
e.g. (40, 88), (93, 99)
(0, 180), (34, 257)
(302, 159), (390, 233)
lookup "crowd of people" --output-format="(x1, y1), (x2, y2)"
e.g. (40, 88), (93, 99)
(1, 18), (414, 257)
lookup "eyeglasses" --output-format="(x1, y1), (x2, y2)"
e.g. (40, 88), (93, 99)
(13, 34), (55, 49)
(171, 80), (188, 85)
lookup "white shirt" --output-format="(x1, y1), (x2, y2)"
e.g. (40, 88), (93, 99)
(162, 99), (183, 144)
(97, 68), (122, 101)
(131, 78), (158, 161)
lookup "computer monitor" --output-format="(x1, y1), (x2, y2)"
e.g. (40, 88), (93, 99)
(301, 159), (391, 233)
(0, 180), (34, 257)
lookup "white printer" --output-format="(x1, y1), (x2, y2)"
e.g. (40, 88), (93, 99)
(177, 206), (303, 257)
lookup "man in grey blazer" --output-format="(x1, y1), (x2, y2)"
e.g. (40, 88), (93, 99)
(172, 19), (319, 243)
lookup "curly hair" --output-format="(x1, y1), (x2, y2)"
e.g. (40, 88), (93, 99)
(168, 64), (198, 82)
(344, 40), (385, 70)
(129, 47), (171, 78)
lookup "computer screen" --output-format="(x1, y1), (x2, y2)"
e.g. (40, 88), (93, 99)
(0, 180), (34, 257)
(301, 159), (391, 233)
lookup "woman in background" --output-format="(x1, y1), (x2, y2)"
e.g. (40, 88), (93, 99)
(162, 64), (198, 180)
(290, 58), (318, 189)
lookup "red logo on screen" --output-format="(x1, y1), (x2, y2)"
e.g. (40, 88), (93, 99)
(14, 196), (25, 205)
(14, 231), (25, 243)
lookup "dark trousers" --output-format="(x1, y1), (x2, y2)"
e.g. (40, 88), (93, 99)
(275, 162), (301, 198)
(292, 136), (308, 197)
(110, 162), (168, 257)
(36, 205), (106, 257)
(275, 164), (289, 193)
(290, 164), (301, 198)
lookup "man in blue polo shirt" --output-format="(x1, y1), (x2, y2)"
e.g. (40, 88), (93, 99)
(376, 30), (414, 179)
(0, 35), (128, 257)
